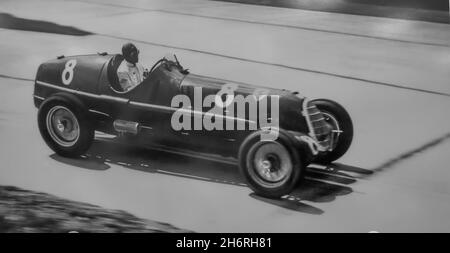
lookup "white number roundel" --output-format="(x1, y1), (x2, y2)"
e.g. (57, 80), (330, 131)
(62, 59), (77, 85)
(215, 83), (238, 108)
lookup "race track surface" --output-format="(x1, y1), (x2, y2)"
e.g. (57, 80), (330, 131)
(0, 0), (450, 232)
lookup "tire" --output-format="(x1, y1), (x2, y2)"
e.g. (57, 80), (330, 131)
(311, 99), (353, 164)
(38, 96), (94, 157)
(238, 129), (304, 198)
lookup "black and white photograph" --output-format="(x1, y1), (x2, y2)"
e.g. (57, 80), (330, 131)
(0, 0), (449, 235)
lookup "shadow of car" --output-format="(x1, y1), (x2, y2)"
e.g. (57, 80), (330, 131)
(50, 136), (373, 215)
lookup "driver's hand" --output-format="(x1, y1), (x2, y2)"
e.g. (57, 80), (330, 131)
(143, 68), (150, 79)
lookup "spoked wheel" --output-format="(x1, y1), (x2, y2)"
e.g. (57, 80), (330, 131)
(311, 99), (353, 164)
(321, 111), (342, 151)
(38, 96), (94, 157)
(239, 130), (304, 199)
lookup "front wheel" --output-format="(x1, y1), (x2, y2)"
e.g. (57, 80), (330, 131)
(38, 96), (94, 157)
(312, 99), (353, 164)
(238, 130), (304, 199)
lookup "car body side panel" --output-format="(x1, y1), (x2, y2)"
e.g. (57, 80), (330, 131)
(33, 54), (314, 158)
(34, 54), (113, 109)
(180, 74), (309, 134)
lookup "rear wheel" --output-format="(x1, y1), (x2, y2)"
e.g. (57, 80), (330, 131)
(238, 130), (304, 198)
(312, 99), (353, 164)
(38, 96), (94, 157)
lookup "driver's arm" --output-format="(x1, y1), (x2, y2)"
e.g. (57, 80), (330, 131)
(136, 63), (146, 81)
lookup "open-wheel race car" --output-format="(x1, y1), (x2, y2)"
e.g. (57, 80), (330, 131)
(33, 52), (353, 198)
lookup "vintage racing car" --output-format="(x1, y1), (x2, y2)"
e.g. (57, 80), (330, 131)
(33, 52), (353, 198)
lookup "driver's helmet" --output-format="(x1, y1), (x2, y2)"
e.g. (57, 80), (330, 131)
(122, 43), (139, 64)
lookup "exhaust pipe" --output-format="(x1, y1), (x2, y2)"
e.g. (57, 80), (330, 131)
(113, 120), (139, 135)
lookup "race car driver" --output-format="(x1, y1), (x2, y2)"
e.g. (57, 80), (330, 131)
(117, 43), (145, 92)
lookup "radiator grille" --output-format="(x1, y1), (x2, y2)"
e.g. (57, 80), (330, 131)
(303, 100), (331, 149)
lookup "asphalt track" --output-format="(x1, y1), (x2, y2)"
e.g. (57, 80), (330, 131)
(0, 0), (450, 232)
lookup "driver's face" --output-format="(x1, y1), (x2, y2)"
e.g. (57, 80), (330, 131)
(128, 49), (139, 64)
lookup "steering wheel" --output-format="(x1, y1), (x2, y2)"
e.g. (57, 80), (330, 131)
(148, 58), (165, 75)
(147, 57), (189, 77)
